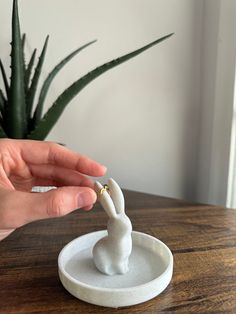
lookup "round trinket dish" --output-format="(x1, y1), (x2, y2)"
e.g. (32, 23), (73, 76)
(58, 230), (173, 308)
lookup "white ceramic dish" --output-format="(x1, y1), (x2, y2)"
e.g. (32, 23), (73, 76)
(58, 230), (173, 308)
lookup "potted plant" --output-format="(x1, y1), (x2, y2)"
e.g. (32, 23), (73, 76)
(0, 0), (173, 140)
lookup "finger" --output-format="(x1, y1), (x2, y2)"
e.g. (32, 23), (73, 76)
(29, 164), (95, 188)
(82, 204), (93, 211)
(0, 229), (15, 241)
(0, 186), (97, 229)
(18, 140), (107, 176)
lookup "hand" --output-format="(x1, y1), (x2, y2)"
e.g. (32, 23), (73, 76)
(0, 139), (106, 240)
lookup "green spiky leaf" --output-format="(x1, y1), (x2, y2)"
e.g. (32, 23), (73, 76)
(22, 33), (26, 50)
(28, 33), (173, 140)
(26, 35), (49, 119)
(0, 125), (7, 138)
(0, 89), (5, 115)
(32, 39), (96, 127)
(0, 59), (9, 98)
(22, 33), (26, 74)
(0, 89), (6, 132)
(22, 33), (26, 68)
(7, 0), (26, 138)
(25, 48), (37, 92)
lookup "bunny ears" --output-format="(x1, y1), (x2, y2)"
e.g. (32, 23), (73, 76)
(95, 178), (125, 218)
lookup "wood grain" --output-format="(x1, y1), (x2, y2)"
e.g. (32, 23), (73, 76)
(0, 190), (236, 313)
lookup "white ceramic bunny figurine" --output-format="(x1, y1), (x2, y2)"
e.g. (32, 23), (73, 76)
(93, 178), (132, 276)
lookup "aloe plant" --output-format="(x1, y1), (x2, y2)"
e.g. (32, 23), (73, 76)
(0, 0), (173, 140)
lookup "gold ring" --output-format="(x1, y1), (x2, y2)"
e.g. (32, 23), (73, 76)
(98, 184), (109, 196)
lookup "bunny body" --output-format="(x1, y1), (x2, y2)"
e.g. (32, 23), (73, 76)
(93, 179), (132, 275)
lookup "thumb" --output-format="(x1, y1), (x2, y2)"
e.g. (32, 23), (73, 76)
(0, 186), (97, 229)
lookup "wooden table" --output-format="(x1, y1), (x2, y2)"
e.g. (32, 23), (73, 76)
(0, 190), (236, 313)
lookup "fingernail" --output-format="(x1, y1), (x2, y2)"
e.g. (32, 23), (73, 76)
(78, 190), (96, 207)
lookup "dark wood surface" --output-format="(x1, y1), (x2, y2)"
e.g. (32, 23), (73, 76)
(0, 190), (236, 313)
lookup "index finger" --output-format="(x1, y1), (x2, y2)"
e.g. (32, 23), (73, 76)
(18, 140), (107, 177)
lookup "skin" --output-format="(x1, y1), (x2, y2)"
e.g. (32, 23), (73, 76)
(0, 139), (107, 241)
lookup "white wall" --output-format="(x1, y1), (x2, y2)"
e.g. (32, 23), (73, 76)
(197, 0), (236, 206)
(0, 0), (204, 201)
